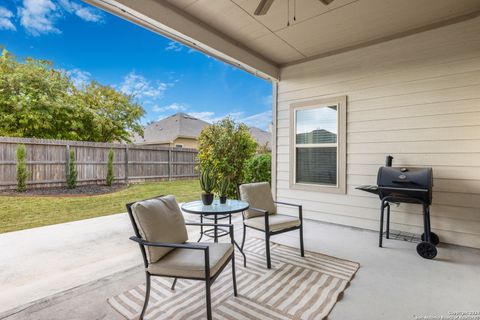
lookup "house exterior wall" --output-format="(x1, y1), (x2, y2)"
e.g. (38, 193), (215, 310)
(136, 138), (199, 149)
(275, 17), (480, 248)
(172, 138), (199, 149)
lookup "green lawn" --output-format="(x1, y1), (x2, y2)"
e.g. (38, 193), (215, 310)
(0, 180), (200, 234)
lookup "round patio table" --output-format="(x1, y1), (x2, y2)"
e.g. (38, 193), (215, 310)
(181, 199), (249, 266)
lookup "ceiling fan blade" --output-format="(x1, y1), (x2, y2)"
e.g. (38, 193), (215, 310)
(319, 0), (335, 5)
(254, 0), (274, 15)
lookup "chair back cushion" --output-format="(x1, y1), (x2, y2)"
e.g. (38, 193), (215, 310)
(239, 182), (276, 219)
(131, 195), (188, 263)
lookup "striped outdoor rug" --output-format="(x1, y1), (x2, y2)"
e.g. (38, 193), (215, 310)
(108, 238), (359, 320)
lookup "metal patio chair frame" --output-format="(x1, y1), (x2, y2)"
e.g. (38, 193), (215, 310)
(237, 184), (304, 269)
(126, 196), (237, 320)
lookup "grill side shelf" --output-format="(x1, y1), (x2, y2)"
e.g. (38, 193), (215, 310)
(355, 185), (379, 195)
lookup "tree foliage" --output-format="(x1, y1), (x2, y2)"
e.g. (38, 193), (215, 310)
(16, 144), (28, 192)
(197, 118), (257, 197)
(243, 153), (271, 184)
(67, 149), (77, 189)
(0, 49), (144, 142)
(106, 148), (114, 186)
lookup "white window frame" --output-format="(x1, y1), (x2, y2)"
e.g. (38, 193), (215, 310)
(289, 96), (347, 194)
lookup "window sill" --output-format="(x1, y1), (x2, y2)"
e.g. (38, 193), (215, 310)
(290, 182), (346, 194)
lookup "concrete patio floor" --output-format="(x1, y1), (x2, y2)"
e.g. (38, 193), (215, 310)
(1, 211), (480, 320)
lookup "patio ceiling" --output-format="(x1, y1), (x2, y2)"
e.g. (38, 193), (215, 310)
(85, 0), (480, 80)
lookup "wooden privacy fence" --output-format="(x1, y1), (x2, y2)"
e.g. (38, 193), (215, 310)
(0, 137), (198, 189)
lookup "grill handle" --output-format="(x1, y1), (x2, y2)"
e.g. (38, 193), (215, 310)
(392, 179), (418, 185)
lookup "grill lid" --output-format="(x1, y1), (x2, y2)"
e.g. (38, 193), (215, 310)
(377, 166), (433, 205)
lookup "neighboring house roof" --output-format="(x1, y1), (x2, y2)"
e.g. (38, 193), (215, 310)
(132, 112), (272, 148)
(132, 112), (210, 144)
(249, 126), (271, 148)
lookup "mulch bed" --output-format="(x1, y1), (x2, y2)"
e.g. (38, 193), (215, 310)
(0, 184), (127, 197)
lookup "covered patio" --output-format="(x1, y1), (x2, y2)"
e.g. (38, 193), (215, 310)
(1, 211), (479, 319)
(2, 0), (480, 319)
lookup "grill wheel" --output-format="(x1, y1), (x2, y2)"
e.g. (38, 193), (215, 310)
(416, 242), (437, 259)
(421, 232), (440, 245)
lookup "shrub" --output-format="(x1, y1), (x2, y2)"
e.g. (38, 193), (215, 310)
(16, 144), (28, 192)
(67, 149), (77, 189)
(198, 118), (257, 197)
(106, 148), (114, 186)
(243, 153), (272, 184)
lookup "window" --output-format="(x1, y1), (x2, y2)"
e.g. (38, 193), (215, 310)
(175, 144), (183, 148)
(290, 96), (346, 194)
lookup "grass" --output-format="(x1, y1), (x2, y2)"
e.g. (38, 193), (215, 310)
(0, 180), (200, 234)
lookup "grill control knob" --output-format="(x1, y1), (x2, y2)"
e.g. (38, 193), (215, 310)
(400, 168), (408, 172)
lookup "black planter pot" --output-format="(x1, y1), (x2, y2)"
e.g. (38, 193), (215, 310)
(219, 196), (227, 204)
(201, 193), (214, 205)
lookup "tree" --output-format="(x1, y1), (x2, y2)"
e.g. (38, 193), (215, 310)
(106, 148), (114, 186)
(16, 144), (28, 192)
(197, 118), (257, 197)
(0, 49), (144, 142)
(243, 153), (271, 184)
(72, 82), (145, 143)
(67, 149), (77, 189)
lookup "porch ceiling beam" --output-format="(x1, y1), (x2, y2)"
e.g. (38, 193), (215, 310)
(83, 0), (280, 81)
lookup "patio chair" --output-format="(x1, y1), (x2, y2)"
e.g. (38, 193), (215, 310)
(126, 195), (237, 320)
(238, 182), (304, 269)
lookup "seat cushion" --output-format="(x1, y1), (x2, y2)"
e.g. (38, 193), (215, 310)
(244, 214), (301, 232)
(239, 182), (276, 219)
(147, 243), (233, 279)
(131, 195), (188, 263)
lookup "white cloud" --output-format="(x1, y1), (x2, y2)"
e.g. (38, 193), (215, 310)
(240, 110), (272, 129)
(0, 7), (16, 31)
(187, 110), (272, 130)
(189, 111), (241, 123)
(119, 72), (170, 99)
(152, 103), (188, 113)
(188, 111), (220, 123)
(165, 41), (198, 54)
(165, 41), (183, 52)
(18, 0), (61, 36)
(58, 0), (103, 22)
(66, 68), (91, 88)
(17, 0), (103, 36)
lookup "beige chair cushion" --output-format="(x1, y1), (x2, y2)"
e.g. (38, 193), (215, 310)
(244, 214), (301, 232)
(131, 195), (188, 263)
(239, 182), (276, 219)
(147, 243), (233, 278)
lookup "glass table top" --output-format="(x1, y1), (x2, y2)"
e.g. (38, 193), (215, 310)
(181, 199), (249, 214)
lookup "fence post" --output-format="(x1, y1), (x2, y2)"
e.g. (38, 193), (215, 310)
(168, 148), (172, 181)
(65, 144), (70, 183)
(124, 145), (129, 184)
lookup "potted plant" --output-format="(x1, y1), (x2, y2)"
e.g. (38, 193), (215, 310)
(217, 178), (230, 204)
(199, 168), (215, 205)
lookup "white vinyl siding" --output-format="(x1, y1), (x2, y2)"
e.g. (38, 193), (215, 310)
(274, 16), (480, 249)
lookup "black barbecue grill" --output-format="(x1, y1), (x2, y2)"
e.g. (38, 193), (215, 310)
(357, 155), (439, 259)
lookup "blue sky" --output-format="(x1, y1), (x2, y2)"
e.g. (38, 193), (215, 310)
(0, 0), (273, 129)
